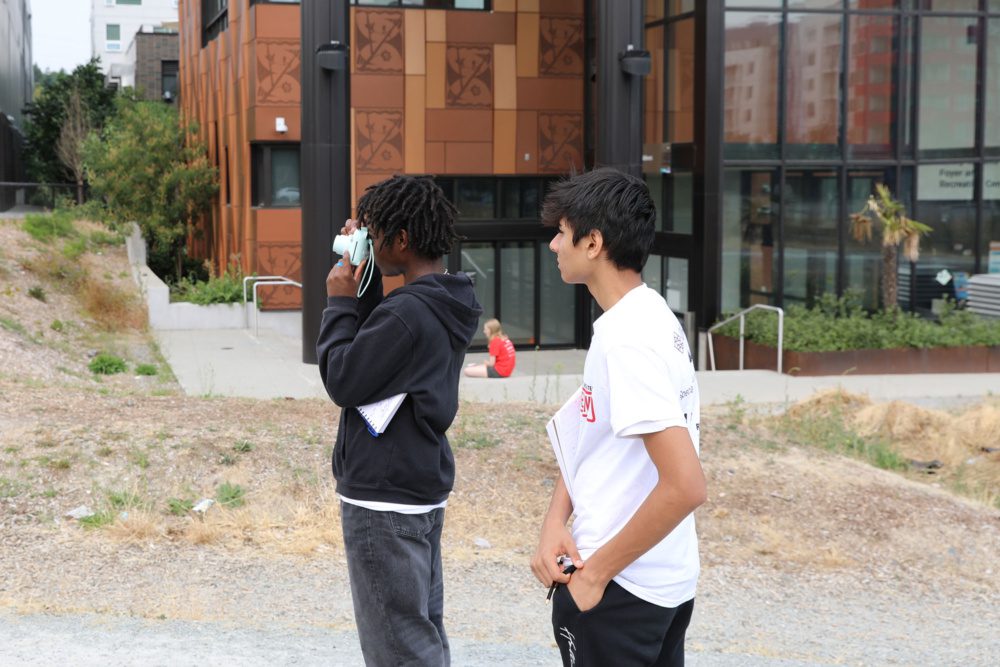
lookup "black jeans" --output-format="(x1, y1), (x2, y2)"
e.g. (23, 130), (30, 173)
(340, 502), (448, 667)
(552, 580), (694, 667)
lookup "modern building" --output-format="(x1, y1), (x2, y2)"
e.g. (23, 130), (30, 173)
(91, 0), (178, 88)
(0, 0), (32, 211)
(178, 0), (1000, 361)
(121, 29), (180, 102)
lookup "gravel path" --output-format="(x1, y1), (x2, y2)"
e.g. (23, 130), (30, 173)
(2, 559), (997, 666)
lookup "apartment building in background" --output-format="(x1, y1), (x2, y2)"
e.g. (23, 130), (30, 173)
(0, 0), (33, 210)
(177, 0), (1000, 355)
(91, 0), (179, 89)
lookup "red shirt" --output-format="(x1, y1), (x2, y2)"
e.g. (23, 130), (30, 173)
(489, 336), (516, 377)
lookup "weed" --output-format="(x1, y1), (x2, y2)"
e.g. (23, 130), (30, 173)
(40, 488), (59, 499)
(131, 449), (150, 469)
(89, 353), (127, 375)
(135, 363), (158, 376)
(50, 319), (65, 332)
(780, 411), (907, 472)
(48, 458), (72, 471)
(79, 510), (115, 529)
(23, 210), (77, 242)
(0, 315), (27, 337)
(216, 482), (246, 507)
(62, 237), (89, 260)
(219, 453), (237, 466)
(89, 229), (121, 247)
(80, 277), (145, 332)
(167, 498), (194, 516)
(97, 446), (114, 457)
(27, 285), (47, 302)
(233, 439), (253, 453)
(0, 477), (27, 498)
(107, 490), (142, 509)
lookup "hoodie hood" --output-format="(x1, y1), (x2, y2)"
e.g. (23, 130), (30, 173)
(398, 272), (483, 350)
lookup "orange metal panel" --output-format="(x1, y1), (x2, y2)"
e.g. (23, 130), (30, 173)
(404, 10), (426, 75)
(405, 76), (426, 173)
(445, 142), (493, 174)
(493, 44), (517, 109)
(426, 109), (492, 142)
(516, 12), (540, 78)
(494, 110), (517, 174)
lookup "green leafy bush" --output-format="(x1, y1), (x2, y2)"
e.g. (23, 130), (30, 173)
(216, 482), (245, 508)
(715, 293), (1000, 352)
(170, 266), (245, 305)
(28, 286), (47, 302)
(89, 353), (127, 375)
(135, 363), (158, 376)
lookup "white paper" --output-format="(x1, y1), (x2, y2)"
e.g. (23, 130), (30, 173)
(546, 388), (582, 499)
(356, 393), (407, 436)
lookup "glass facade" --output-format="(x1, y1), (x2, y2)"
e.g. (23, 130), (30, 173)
(688, 0), (1000, 317)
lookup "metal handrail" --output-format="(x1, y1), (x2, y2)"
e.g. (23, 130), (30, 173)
(706, 304), (784, 373)
(242, 275), (303, 336)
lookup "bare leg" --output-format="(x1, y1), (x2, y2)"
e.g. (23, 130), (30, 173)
(464, 364), (489, 378)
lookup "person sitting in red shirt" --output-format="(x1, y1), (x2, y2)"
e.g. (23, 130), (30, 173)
(464, 318), (516, 378)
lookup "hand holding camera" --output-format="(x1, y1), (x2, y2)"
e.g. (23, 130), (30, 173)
(333, 226), (370, 266)
(327, 219), (374, 298)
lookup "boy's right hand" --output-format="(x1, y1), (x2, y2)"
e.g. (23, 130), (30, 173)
(531, 520), (584, 587)
(341, 218), (360, 236)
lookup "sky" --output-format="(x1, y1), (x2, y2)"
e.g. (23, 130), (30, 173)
(31, 0), (93, 74)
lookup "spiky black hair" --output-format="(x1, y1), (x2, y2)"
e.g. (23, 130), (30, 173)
(355, 175), (460, 260)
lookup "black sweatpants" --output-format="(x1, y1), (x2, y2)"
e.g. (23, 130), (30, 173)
(551, 580), (694, 667)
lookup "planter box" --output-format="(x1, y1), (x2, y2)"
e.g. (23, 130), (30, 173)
(711, 335), (1000, 375)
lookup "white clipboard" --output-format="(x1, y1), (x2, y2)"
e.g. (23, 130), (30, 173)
(546, 389), (581, 499)
(356, 393), (407, 437)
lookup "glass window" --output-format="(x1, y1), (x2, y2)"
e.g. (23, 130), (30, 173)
(646, 0), (665, 24)
(986, 20), (1000, 151)
(847, 169), (897, 310)
(161, 60), (179, 103)
(918, 17), (978, 156)
(727, 0), (782, 7)
(789, 0), (842, 8)
(202, 0), (229, 46)
(667, 171), (693, 234)
(501, 179), (542, 219)
(539, 240), (576, 345)
(787, 13), (843, 160)
(722, 169), (779, 313)
(848, 0), (897, 7)
(499, 242), (536, 346)
(668, 19), (695, 143)
(918, 0), (978, 10)
(916, 163), (977, 278)
(667, 257), (689, 313)
(668, 0), (695, 16)
(460, 243), (495, 345)
(106, 24), (121, 41)
(351, 0), (491, 7)
(783, 170), (839, 307)
(984, 163), (1000, 273)
(117, 0), (143, 5)
(643, 256), (664, 295)
(725, 13), (781, 159)
(847, 15), (897, 159)
(455, 180), (495, 219)
(251, 144), (300, 207)
(645, 25), (664, 147)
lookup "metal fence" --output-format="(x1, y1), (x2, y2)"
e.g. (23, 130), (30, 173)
(0, 182), (86, 212)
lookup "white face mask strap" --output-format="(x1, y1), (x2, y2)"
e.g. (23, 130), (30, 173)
(356, 238), (375, 298)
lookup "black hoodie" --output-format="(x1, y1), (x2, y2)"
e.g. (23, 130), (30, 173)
(317, 267), (482, 505)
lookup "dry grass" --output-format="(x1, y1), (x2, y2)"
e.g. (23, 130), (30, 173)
(79, 276), (146, 332)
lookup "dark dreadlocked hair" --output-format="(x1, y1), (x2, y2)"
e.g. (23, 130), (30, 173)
(355, 175), (460, 260)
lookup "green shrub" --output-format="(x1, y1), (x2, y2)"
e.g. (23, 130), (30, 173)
(233, 439), (253, 453)
(89, 353), (127, 375)
(23, 210), (77, 242)
(27, 286), (47, 302)
(50, 319), (65, 332)
(135, 363), (158, 376)
(715, 293), (1000, 352)
(216, 482), (245, 508)
(167, 497), (194, 516)
(62, 237), (89, 260)
(170, 266), (245, 305)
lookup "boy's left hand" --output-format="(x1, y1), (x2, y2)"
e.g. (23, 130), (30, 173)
(565, 566), (607, 613)
(326, 251), (368, 297)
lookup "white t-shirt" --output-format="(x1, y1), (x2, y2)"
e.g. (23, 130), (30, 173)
(569, 284), (700, 608)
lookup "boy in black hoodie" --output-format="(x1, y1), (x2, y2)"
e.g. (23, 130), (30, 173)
(318, 175), (482, 666)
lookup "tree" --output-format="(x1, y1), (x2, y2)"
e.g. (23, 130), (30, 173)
(22, 59), (117, 184)
(83, 95), (219, 281)
(56, 86), (91, 204)
(850, 184), (932, 310)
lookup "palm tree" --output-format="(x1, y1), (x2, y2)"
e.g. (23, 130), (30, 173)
(849, 184), (932, 310)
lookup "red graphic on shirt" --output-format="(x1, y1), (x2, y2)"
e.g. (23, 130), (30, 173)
(579, 384), (596, 423)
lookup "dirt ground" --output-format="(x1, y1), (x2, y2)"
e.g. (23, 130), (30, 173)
(2, 215), (999, 665)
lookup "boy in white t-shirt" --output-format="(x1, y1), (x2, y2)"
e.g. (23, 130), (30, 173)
(531, 168), (706, 667)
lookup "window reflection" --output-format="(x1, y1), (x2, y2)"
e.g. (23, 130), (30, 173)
(984, 164), (1000, 272)
(847, 15), (896, 158)
(918, 17), (978, 155)
(847, 169), (897, 310)
(540, 240), (575, 345)
(722, 169), (778, 312)
(784, 170), (839, 307)
(986, 20), (1000, 151)
(500, 242), (536, 346)
(460, 243), (495, 346)
(916, 163), (977, 275)
(725, 13), (781, 159)
(787, 13), (842, 159)
(668, 19), (695, 143)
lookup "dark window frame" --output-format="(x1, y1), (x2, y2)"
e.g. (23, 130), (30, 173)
(202, 0), (228, 47)
(251, 143), (301, 209)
